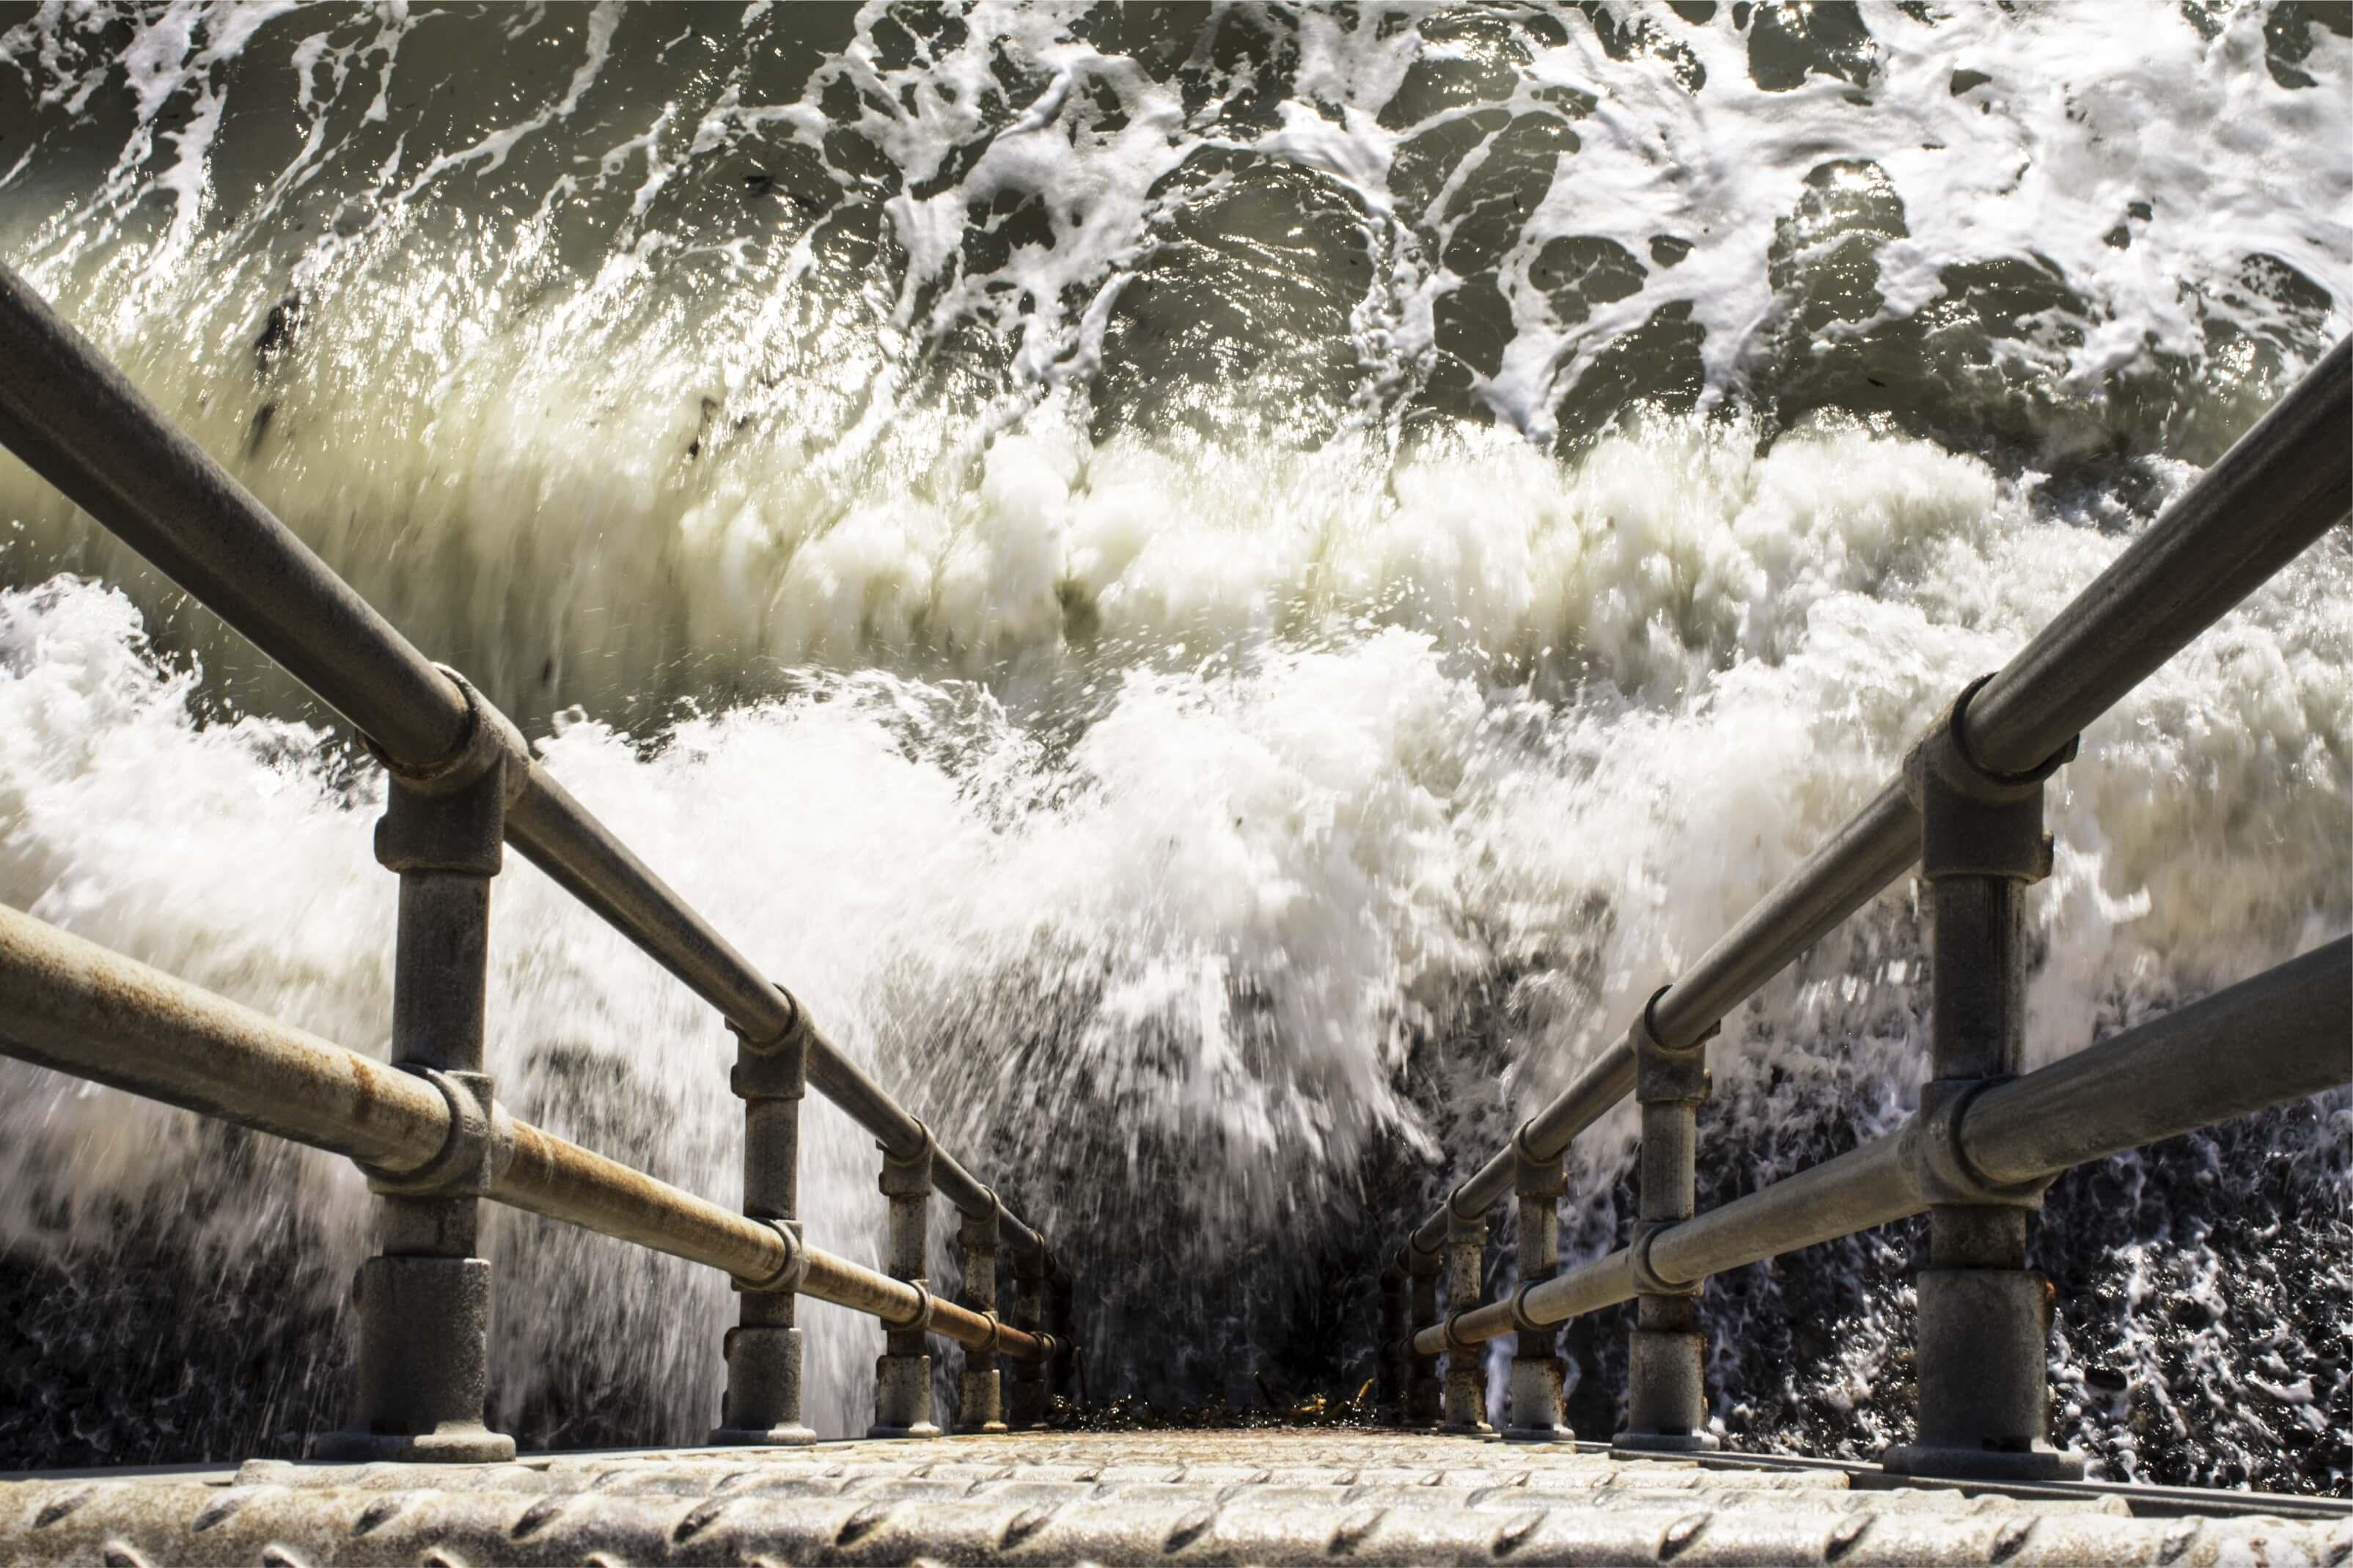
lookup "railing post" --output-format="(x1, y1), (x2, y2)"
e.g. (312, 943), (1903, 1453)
(1440, 1199), (1496, 1438)
(711, 995), (817, 1446)
(1376, 1260), (1409, 1424)
(1048, 1265), (1077, 1406)
(320, 673), (521, 1463)
(1406, 1244), (1442, 1427)
(868, 1128), (941, 1439)
(1504, 1135), (1569, 1441)
(1883, 680), (2085, 1481)
(953, 1197), (1007, 1434)
(1007, 1247), (1049, 1429)
(1614, 988), (1719, 1457)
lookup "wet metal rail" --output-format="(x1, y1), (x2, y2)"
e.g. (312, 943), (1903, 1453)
(1414, 939), (2351, 1352)
(0, 904), (1044, 1365)
(1383, 334), (2353, 1479)
(0, 260), (1064, 1454)
(1405, 336), (2352, 1267)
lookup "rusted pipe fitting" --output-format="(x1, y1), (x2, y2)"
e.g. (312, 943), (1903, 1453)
(322, 751), (516, 1465)
(881, 1281), (936, 1336)
(729, 1218), (810, 1295)
(358, 1068), (515, 1199)
(1617, 983), (1717, 1458)
(361, 666), (531, 803)
(1503, 1138), (1569, 1443)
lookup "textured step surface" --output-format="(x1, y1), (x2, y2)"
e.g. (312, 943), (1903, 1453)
(4, 1432), (2347, 1566)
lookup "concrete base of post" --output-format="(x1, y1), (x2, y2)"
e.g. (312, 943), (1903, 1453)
(312, 1427), (517, 1463)
(1502, 1344), (1570, 1443)
(1611, 1328), (1719, 1458)
(315, 1256), (515, 1464)
(1440, 1357), (1499, 1440)
(1879, 1265), (2083, 1482)
(1006, 1378), (1047, 1431)
(867, 1349), (942, 1440)
(1878, 1442), (2085, 1483)
(957, 1366), (1007, 1435)
(709, 1322), (817, 1447)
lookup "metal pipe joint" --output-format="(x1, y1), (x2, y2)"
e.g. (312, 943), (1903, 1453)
(1904, 673), (2076, 883)
(714, 979), (817, 1446)
(1625, 1221), (1695, 1298)
(729, 983), (812, 1063)
(362, 666), (532, 808)
(878, 1122), (936, 1195)
(955, 1194), (1008, 1433)
(1502, 1141), (1569, 1442)
(1903, 1080), (2051, 1210)
(1631, 985), (1715, 1105)
(882, 1281), (936, 1335)
(358, 1068), (515, 1200)
(730, 1218), (810, 1296)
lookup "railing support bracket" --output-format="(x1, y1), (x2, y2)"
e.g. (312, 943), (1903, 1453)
(1439, 1204), (1497, 1438)
(1502, 1137), (1569, 1441)
(712, 990), (818, 1446)
(1615, 985), (1719, 1458)
(954, 1196), (1008, 1433)
(869, 1126), (942, 1438)
(318, 740), (518, 1464)
(1882, 679), (2084, 1483)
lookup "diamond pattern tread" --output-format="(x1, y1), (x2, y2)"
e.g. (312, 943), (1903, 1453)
(4, 1432), (2346, 1567)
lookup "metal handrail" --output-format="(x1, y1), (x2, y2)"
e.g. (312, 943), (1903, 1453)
(0, 262), (1041, 1262)
(1407, 335), (2353, 1259)
(1414, 938), (2352, 1353)
(0, 901), (1046, 1362)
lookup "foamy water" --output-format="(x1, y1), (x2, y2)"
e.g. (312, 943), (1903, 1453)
(0, 1), (2346, 1479)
